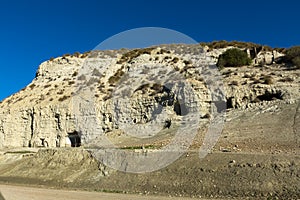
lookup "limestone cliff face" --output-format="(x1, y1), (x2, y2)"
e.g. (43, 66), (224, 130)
(0, 45), (299, 148)
(0, 56), (82, 148)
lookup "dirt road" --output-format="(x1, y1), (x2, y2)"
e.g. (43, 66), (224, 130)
(0, 184), (200, 200)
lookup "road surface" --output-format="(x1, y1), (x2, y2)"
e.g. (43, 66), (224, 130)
(0, 184), (201, 200)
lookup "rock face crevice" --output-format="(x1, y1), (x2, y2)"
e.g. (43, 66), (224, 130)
(0, 45), (299, 148)
(292, 101), (300, 145)
(29, 109), (34, 147)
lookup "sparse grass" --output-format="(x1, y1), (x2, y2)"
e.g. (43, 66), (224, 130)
(200, 40), (271, 50)
(86, 77), (99, 86)
(117, 47), (155, 64)
(5, 150), (35, 154)
(101, 189), (123, 194)
(120, 144), (156, 150)
(108, 68), (125, 85)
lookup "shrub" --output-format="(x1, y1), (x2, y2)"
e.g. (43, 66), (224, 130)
(80, 51), (91, 58)
(263, 75), (274, 85)
(230, 80), (239, 86)
(285, 46), (300, 68)
(117, 47), (155, 64)
(58, 95), (70, 102)
(72, 71), (78, 77)
(217, 48), (252, 69)
(29, 84), (36, 90)
(171, 57), (179, 63)
(44, 84), (51, 88)
(62, 53), (71, 57)
(73, 52), (81, 57)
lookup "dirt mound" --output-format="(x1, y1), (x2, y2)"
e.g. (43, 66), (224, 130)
(0, 148), (110, 187)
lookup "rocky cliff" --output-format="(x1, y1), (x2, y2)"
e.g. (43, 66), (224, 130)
(0, 44), (299, 148)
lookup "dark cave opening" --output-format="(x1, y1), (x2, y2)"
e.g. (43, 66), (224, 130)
(226, 97), (234, 109)
(68, 131), (81, 147)
(256, 91), (283, 102)
(174, 101), (188, 116)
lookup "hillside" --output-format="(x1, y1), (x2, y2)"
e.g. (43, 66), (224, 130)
(0, 43), (298, 148)
(0, 42), (299, 199)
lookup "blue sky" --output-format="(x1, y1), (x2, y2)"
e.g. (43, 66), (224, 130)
(0, 0), (299, 100)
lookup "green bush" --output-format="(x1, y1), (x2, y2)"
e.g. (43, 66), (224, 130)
(217, 48), (252, 69)
(285, 46), (300, 68)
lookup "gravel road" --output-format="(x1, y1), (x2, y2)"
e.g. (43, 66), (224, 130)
(0, 184), (201, 200)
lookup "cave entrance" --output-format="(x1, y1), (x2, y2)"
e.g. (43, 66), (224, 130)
(173, 101), (188, 116)
(226, 97), (234, 109)
(67, 131), (81, 147)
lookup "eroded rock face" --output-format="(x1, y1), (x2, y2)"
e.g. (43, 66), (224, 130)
(0, 45), (299, 148)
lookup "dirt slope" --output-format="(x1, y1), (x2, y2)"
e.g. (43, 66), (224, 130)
(0, 101), (299, 199)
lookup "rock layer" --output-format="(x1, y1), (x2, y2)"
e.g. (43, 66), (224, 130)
(0, 44), (299, 148)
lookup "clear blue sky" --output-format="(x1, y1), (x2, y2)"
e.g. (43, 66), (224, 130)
(0, 0), (299, 101)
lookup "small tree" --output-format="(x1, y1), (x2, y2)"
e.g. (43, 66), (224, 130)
(217, 48), (252, 69)
(285, 46), (300, 68)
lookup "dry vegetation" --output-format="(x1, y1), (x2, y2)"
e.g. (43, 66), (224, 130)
(200, 40), (275, 51)
(116, 48), (155, 64)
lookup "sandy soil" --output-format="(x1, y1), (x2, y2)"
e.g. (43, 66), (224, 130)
(0, 101), (299, 199)
(0, 184), (210, 200)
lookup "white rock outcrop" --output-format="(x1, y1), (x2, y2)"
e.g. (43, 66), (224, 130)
(0, 45), (299, 148)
